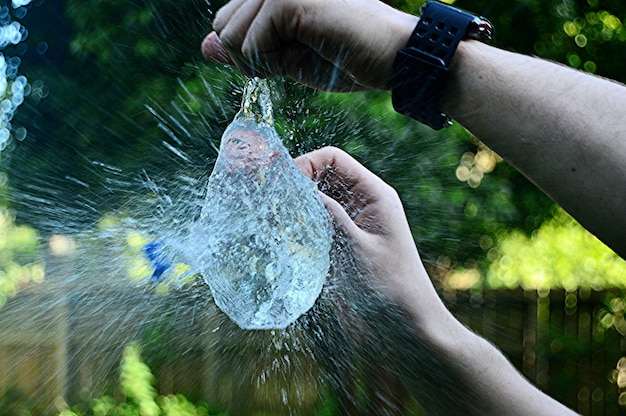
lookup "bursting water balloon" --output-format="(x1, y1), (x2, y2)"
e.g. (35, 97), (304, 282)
(192, 78), (334, 330)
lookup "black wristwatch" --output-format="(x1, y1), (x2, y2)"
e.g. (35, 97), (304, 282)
(391, 1), (493, 130)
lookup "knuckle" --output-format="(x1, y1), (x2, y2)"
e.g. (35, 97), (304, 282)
(381, 182), (400, 200)
(321, 145), (340, 154)
(218, 28), (240, 51)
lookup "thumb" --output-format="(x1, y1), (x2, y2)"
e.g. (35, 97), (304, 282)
(319, 192), (362, 241)
(201, 32), (234, 65)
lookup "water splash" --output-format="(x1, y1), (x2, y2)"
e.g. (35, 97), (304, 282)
(188, 78), (334, 330)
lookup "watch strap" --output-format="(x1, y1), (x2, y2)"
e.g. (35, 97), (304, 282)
(392, 1), (492, 130)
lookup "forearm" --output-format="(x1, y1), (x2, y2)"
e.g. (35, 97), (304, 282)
(399, 303), (577, 415)
(376, 262), (575, 415)
(442, 40), (626, 257)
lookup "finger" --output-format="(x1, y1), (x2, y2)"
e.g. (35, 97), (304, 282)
(229, 53), (274, 79)
(318, 191), (363, 240)
(294, 146), (384, 191)
(293, 146), (330, 181)
(233, 0), (356, 90)
(296, 155), (373, 241)
(213, 37), (361, 91)
(294, 146), (385, 216)
(294, 147), (357, 213)
(201, 32), (235, 65)
(245, 0), (357, 78)
(244, 0), (325, 58)
(256, 45), (365, 91)
(213, 0), (274, 78)
(211, 0), (363, 90)
(295, 147), (400, 240)
(218, 0), (301, 82)
(237, 0), (325, 83)
(217, 0), (264, 52)
(200, 31), (276, 80)
(212, 0), (248, 33)
(281, 47), (348, 90)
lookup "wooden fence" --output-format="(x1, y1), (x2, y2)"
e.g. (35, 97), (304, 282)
(2, 267), (626, 415)
(445, 288), (626, 416)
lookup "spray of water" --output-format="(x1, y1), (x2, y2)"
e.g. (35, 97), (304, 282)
(3, 72), (426, 414)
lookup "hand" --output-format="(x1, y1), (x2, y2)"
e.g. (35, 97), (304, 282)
(202, 0), (418, 91)
(294, 147), (447, 328)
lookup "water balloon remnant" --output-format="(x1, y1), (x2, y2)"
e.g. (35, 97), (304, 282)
(193, 78), (333, 330)
(142, 240), (172, 284)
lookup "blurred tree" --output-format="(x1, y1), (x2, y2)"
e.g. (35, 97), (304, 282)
(457, 0), (626, 81)
(486, 208), (626, 290)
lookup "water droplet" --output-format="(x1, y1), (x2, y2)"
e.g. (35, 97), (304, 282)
(36, 41), (47, 54)
(0, 128), (8, 142)
(1, 99), (12, 112)
(14, 126), (26, 141)
(11, 0), (33, 8)
(14, 6), (27, 19)
(11, 92), (23, 105)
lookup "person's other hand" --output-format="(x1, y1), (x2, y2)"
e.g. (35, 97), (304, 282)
(201, 0), (417, 92)
(294, 146), (446, 329)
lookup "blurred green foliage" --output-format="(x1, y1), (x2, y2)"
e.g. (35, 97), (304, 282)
(59, 343), (225, 416)
(0, 201), (43, 308)
(456, 0), (626, 81)
(487, 208), (626, 290)
(57, 343), (342, 416)
(0, 387), (37, 416)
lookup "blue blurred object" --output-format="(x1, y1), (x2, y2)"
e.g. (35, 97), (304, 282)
(142, 240), (172, 284)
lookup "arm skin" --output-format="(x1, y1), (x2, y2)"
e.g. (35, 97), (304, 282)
(202, 0), (626, 257)
(445, 40), (626, 258)
(294, 147), (576, 415)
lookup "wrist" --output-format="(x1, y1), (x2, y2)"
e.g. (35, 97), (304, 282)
(382, 12), (419, 90)
(441, 39), (482, 111)
(386, 262), (463, 343)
